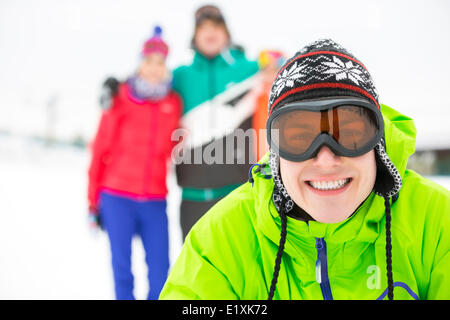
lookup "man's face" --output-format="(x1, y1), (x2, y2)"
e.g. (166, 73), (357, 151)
(280, 146), (377, 223)
(194, 20), (229, 58)
(138, 52), (167, 85)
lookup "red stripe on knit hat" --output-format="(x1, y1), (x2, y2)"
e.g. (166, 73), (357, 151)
(275, 50), (368, 79)
(268, 82), (380, 115)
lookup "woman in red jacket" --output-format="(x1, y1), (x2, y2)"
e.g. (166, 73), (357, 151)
(87, 26), (182, 300)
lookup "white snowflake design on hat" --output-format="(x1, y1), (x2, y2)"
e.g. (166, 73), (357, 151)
(273, 61), (307, 97)
(322, 56), (364, 85)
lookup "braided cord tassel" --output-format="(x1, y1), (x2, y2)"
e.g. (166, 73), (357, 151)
(268, 210), (288, 300)
(384, 196), (394, 300)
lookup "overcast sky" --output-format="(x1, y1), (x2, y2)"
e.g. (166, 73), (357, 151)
(0, 0), (449, 149)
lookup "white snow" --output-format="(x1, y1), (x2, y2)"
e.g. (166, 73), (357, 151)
(424, 175), (450, 190)
(0, 135), (182, 299)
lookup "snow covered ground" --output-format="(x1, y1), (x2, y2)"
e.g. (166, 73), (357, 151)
(0, 135), (449, 299)
(0, 135), (182, 299)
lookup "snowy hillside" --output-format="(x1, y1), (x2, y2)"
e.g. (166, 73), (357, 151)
(0, 136), (182, 299)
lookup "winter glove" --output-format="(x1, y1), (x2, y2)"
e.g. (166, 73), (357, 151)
(99, 77), (120, 110)
(88, 206), (103, 230)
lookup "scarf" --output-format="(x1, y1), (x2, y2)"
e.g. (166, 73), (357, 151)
(127, 75), (172, 101)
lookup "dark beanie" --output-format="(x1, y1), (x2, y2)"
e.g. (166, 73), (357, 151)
(268, 39), (380, 116)
(194, 4), (227, 27)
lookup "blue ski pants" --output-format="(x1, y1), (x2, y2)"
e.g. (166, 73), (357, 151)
(99, 192), (169, 300)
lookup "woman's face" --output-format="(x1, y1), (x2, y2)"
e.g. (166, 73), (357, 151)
(280, 146), (377, 223)
(194, 20), (229, 58)
(138, 52), (167, 85)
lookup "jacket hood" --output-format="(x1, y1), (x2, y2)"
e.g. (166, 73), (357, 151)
(249, 103), (417, 252)
(380, 104), (416, 179)
(372, 104), (416, 198)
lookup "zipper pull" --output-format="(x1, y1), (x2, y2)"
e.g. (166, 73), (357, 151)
(316, 259), (322, 284)
(315, 237), (333, 300)
(315, 238), (324, 284)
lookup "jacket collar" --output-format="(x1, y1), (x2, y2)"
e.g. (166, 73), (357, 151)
(193, 48), (235, 68)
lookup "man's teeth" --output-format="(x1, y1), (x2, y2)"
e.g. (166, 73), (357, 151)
(308, 178), (350, 191)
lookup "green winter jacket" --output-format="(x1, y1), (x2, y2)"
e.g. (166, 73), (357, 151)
(160, 104), (450, 300)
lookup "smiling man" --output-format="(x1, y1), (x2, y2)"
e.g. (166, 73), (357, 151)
(159, 39), (450, 300)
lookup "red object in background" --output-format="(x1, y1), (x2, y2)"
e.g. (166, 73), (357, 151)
(88, 83), (182, 210)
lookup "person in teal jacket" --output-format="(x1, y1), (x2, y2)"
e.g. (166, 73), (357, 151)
(160, 39), (450, 300)
(172, 5), (259, 239)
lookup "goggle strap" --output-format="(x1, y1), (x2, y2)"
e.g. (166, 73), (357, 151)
(320, 110), (329, 133)
(332, 108), (340, 140)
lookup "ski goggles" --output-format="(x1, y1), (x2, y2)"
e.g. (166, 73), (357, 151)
(266, 97), (384, 162)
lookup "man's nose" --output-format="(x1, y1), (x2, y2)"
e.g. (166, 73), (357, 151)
(312, 146), (342, 168)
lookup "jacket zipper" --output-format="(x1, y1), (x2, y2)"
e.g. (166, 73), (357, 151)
(315, 237), (333, 300)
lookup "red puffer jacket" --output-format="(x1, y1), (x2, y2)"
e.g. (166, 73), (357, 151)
(88, 83), (182, 210)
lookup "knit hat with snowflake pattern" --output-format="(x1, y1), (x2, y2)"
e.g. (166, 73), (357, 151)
(265, 39), (401, 301)
(268, 39), (379, 114)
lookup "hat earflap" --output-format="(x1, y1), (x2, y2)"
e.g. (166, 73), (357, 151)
(374, 138), (402, 198)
